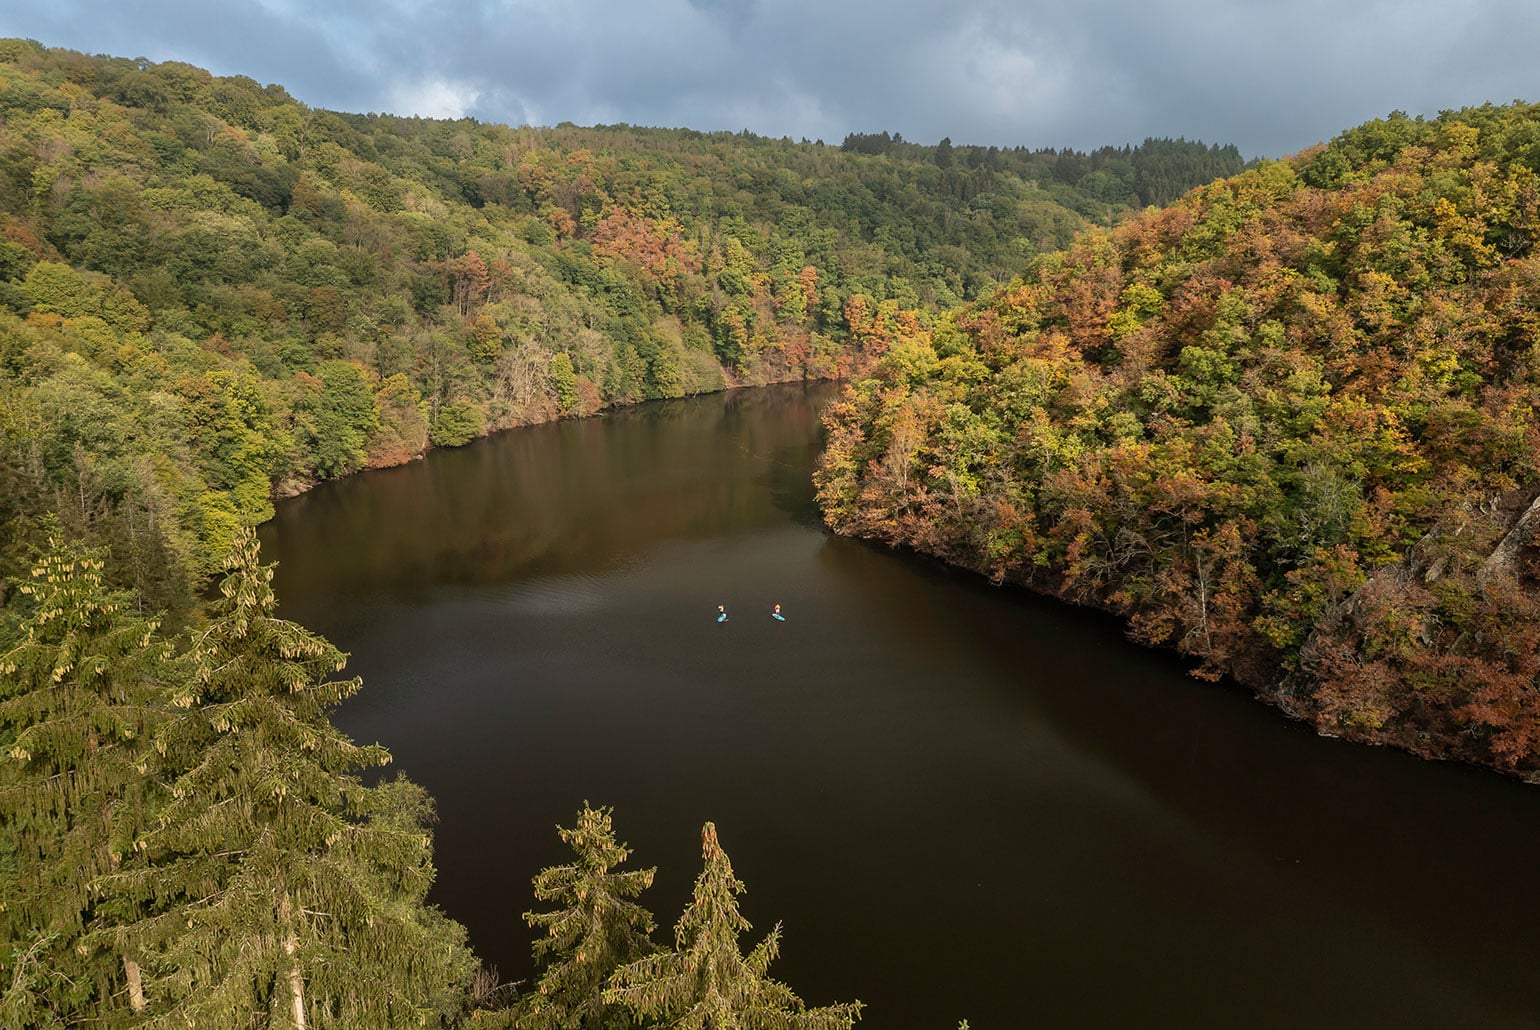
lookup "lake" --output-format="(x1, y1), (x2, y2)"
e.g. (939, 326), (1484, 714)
(261, 382), (1540, 1027)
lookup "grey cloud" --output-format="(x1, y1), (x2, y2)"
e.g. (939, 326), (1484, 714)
(2, 0), (1537, 157)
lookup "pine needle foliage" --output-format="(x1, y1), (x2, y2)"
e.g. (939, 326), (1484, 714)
(605, 823), (862, 1030)
(0, 532), (171, 1022)
(520, 802), (660, 1029)
(106, 527), (475, 1027)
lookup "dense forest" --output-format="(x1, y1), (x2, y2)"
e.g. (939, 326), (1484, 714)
(0, 38), (1251, 1026)
(838, 130), (1245, 210)
(818, 102), (1540, 779)
(0, 37), (1242, 635)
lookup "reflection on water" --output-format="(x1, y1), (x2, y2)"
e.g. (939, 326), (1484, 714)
(263, 383), (1540, 1028)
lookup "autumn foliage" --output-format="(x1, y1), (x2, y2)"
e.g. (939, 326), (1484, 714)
(817, 105), (1540, 778)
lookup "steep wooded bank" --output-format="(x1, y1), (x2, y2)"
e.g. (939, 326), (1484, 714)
(0, 39), (1243, 633)
(817, 104), (1540, 778)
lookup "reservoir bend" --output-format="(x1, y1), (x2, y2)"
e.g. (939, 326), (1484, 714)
(262, 382), (1540, 1028)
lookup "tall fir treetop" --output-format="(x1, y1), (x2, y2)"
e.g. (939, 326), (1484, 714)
(521, 802), (659, 1029)
(606, 822), (862, 1029)
(169, 526), (376, 747)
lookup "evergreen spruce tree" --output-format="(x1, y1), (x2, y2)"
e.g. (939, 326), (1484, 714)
(519, 802), (659, 1029)
(0, 532), (171, 1023)
(606, 823), (863, 1030)
(109, 527), (475, 1027)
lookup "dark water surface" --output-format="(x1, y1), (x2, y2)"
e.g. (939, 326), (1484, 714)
(263, 383), (1540, 1028)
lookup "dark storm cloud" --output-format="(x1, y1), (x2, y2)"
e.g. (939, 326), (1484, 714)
(3, 0), (1537, 157)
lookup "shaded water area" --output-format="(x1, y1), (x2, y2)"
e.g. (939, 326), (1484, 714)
(262, 382), (1540, 1028)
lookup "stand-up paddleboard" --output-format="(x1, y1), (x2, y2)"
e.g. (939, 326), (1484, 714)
(717, 605), (728, 623)
(771, 604), (785, 621)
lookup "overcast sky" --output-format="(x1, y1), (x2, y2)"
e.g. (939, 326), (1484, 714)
(3, 1), (1536, 158)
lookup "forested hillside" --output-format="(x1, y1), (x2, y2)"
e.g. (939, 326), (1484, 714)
(818, 104), (1540, 778)
(0, 38), (1243, 633)
(0, 37), (1249, 1024)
